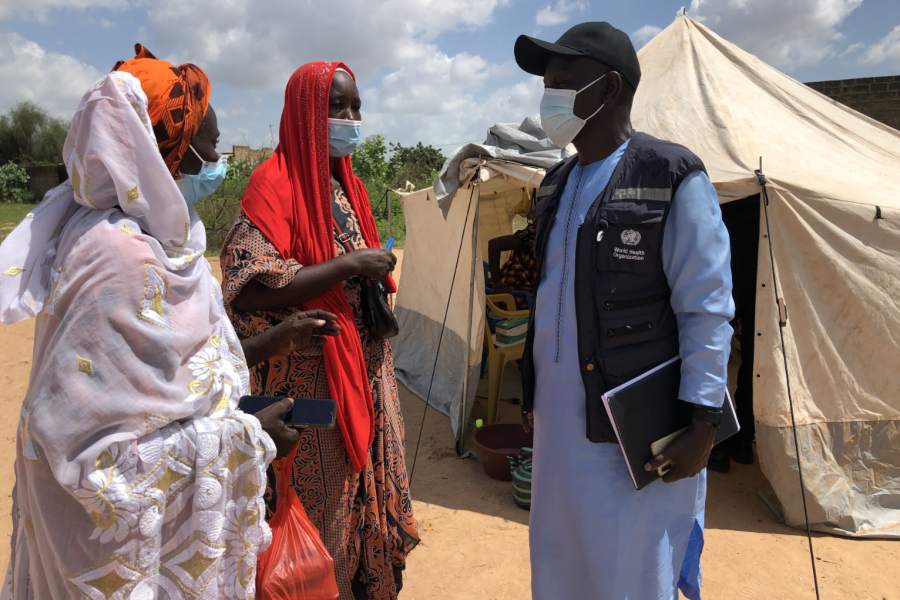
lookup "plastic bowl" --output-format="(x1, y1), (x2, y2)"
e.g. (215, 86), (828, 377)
(472, 422), (534, 481)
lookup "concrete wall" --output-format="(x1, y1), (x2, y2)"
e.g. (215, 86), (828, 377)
(806, 75), (900, 130)
(24, 164), (67, 201)
(232, 145), (274, 164)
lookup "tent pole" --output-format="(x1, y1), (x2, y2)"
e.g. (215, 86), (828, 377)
(409, 176), (480, 484)
(458, 186), (482, 454)
(757, 160), (820, 600)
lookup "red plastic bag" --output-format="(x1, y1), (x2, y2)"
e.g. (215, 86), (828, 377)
(256, 451), (340, 600)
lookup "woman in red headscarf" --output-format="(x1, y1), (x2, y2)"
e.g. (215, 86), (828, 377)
(220, 62), (418, 599)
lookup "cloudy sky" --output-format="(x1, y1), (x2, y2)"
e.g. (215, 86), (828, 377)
(2, 0), (899, 153)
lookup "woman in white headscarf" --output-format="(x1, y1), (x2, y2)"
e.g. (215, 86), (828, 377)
(0, 51), (337, 599)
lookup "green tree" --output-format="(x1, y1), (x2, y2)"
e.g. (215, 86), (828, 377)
(352, 136), (444, 246)
(0, 161), (31, 203)
(387, 141), (445, 190)
(0, 102), (69, 166)
(352, 134), (390, 186)
(353, 135), (444, 193)
(194, 160), (255, 252)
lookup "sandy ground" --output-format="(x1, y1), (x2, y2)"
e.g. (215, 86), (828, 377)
(0, 250), (896, 599)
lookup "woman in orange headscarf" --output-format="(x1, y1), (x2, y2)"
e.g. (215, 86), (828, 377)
(220, 62), (418, 599)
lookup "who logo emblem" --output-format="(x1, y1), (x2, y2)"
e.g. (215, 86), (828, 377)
(620, 229), (642, 246)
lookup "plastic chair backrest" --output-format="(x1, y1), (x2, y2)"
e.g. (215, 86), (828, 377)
(483, 262), (494, 293)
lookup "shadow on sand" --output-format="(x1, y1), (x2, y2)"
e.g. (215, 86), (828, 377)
(400, 380), (812, 540)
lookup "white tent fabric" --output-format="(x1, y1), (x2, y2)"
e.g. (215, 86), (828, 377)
(395, 15), (900, 537)
(393, 163), (543, 448)
(632, 16), (900, 538)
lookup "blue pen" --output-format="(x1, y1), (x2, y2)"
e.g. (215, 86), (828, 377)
(385, 238), (395, 250)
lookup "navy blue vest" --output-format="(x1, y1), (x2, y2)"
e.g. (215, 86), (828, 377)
(521, 132), (707, 443)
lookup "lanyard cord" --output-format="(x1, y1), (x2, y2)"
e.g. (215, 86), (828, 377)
(757, 160), (821, 600)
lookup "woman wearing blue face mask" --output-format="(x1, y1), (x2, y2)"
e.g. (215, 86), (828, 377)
(220, 62), (418, 600)
(176, 109), (229, 206)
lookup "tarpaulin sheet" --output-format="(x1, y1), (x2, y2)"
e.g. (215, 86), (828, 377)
(434, 117), (567, 214)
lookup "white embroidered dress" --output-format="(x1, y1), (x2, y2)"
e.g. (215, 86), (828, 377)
(0, 73), (275, 599)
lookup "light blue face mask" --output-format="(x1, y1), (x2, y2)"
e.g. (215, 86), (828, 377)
(540, 73), (607, 149)
(328, 118), (362, 158)
(177, 145), (228, 206)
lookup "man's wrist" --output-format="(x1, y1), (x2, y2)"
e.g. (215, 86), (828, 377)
(690, 404), (723, 428)
(689, 402), (719, 411)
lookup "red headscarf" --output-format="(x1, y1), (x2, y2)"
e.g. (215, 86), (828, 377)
(241, 62), (395, 472)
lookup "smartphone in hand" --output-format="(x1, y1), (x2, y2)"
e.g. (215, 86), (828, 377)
(238, 396), (337, 429)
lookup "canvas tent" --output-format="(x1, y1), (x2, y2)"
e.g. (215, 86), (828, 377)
(394, 15), (900, 538)
(392, 118), (561, 450)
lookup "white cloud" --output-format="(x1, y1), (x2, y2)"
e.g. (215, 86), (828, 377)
(218, 124), (268, 150)
(215, 106), (247, 119)
(688, 0), (863, 70)
(363, 48), (541, 146)
(838, 41), (864, 57)
(535, 0), (587, 28)
(632, 25), (663, 46)
(367, 49), (509, 116)
(143, 0), (537, 148)
(366, 76), (544, 149)
(146, 0), (511, 92)
(86, 16), (117, 28)
(0, 31), (103, 118)
(0, 0), (131, 21)
(862, 24), (900, 68)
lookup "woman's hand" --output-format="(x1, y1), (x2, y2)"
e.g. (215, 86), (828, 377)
(240, 310), (341, 367)
(255, 398), (301, 459)
(267, 310), (341, 356)
(349, 248), (396, 280)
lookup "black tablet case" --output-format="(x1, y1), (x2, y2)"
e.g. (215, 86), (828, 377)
(601, 356), (740, 490)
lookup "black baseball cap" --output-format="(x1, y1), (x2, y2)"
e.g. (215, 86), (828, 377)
(515, 22), (641, 90)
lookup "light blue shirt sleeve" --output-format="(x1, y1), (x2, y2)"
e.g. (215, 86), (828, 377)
(661, 170), (735, 408)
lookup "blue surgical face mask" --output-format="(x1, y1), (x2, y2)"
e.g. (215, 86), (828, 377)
(177, 145), (228, 206)
(328, 118), (362, 158)
(540, 73), (607, 149)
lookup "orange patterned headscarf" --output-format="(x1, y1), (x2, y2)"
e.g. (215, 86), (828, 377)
(113, 44), (210, 178)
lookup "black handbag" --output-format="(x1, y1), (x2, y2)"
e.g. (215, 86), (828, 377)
(332, 218), (399, 340)
(359, 277), (399, 340)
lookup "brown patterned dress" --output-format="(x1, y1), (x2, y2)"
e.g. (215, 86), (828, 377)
(494, 222), (537, 310)
(220, 187), (418, 600)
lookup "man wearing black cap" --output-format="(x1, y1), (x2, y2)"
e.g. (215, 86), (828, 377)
(515, 22), (734, 600)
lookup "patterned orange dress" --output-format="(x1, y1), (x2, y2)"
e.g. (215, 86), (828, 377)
(221, 188), (418, 600)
